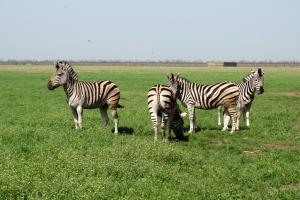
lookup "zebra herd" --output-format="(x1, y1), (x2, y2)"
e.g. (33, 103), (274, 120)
(47, 61), (265, 141)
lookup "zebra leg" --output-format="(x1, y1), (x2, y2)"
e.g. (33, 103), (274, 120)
(167, 116), (173, 141)
(100, 106), (109, 128)
(227, 106), (237, 133)
(193, 113), (198, 131)
(70, 107), (79, 129)
(150, 112), (159, 142)
(222, 108), (231, 131)
(217, 105), (222, 126)
(161, 114), (168, 142)
(246, 102), (252, 126)
(76, 106), (83, 129)
(187, 105), (195, 133)
(108, 105), (120, 134)
(236, 102), (241, 130)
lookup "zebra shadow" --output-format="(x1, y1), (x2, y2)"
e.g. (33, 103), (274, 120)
(169, 135), (190, 142)
(112, 127), (134, 135)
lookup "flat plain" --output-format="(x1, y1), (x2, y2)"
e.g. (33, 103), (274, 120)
(0, 65), (299, 199)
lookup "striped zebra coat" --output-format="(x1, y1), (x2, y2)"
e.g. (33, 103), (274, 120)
(47, 61), (123, 133)
(167, 73), (242, 133)
(147, 85), (187, 142)
(218, 68), (265, 130)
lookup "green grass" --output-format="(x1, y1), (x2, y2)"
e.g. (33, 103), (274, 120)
(0, 66), (300, 199)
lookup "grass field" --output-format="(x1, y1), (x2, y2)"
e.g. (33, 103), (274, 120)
(0, 65), (300, 199)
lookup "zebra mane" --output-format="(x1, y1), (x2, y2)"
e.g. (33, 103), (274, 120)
(257, 68), (263, 76)
(178, 76), (190, 83)
(242, 73), (254, 82)
(59, 61), (78, 80)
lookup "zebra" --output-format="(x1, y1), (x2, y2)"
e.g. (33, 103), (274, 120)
(47, 61), (123, 133)
(147, 84), (187, 142)
(167, 73), (243, 133)
(217, 68), (265, 130)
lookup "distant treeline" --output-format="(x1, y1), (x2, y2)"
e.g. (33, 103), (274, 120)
(0, 59), (299, 66)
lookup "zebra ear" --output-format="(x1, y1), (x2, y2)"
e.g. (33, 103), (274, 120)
(251, 69), (255, 74)
(54, 61), (59, 69)
(171, 73), (174, 80)
(167, 73), (170, 79)
(262, 70), (265, 75)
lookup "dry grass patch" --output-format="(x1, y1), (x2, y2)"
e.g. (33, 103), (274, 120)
(282, 183), (300, 189)
(209, 139), (228, 146)
(274, 92), (300, 97)
(263, 144), (297, 149)
(242, 150), (268, 155)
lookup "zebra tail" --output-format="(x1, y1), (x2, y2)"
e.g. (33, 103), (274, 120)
(117, 104), (124, 108)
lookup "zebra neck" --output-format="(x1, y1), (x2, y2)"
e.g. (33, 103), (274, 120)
(63, 77), (77, 98)
(177, 81), (189, 102)
(248, 79), (256, 93)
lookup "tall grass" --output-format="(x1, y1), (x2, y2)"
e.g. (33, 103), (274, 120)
(0, 66), (300, 199)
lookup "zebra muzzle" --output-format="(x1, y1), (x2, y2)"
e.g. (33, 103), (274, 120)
(47, 80), (55, 90)
(258, 86), (264, 94)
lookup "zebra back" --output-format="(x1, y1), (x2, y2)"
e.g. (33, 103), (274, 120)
(148, 85), (176, 111)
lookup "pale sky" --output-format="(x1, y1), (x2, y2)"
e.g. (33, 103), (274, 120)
(1, 0), (299, 62)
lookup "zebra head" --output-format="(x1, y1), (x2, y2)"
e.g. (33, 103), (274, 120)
(167, 73), (180, 98)
(251, 68), (265, 94)
(47, 61), (71, 90)
(171, 105), (187, 139)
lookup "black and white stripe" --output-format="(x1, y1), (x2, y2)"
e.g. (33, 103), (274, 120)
(167, 73), (241, 133)
(47, 61), (123, 133)
(147, 84), (187, 142)
(218, 68), (265, 130)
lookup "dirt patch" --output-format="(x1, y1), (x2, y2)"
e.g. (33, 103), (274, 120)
(282, 183), (300, 189)
(263, 144), (297, 149)
(277, 92), (300, 97)
(242, 150), (268, 155)
(209, 139), (228, 146)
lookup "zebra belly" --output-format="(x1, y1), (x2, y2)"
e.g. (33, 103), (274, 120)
(195, 101), (220, 110)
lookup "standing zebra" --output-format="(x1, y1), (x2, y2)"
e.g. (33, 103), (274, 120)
(47, 61), (123, 133)
(217, 68), (265, 130)
(148, 85), (187, 142)
(167, 73), (242, 133)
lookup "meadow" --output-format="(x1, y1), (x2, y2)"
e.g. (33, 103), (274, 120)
(0, 65), (299, 199)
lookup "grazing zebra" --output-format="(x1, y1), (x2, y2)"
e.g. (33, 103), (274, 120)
(217, 68), (265, 130)
(47, 61), (123, 133)
(167, 73), (242, 133)
(147, 84), (187, 142)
